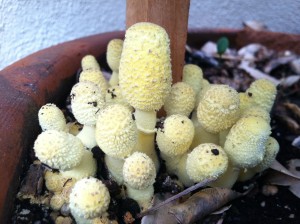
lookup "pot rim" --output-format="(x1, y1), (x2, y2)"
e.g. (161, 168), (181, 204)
(0, 28), (299, 222)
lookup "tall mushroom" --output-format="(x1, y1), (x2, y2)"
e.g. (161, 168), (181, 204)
(119, 22), (172, 170)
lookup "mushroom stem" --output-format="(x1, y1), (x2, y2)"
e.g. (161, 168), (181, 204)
(125, 185), (154, 211)
(109, 71), (119, 86)
(209, 163), (240, 188)
(134, 130), (159, 171)
(76, 125), (97, 149)
(104, 155), (125, 185)
(134, 109), (157, 134)
(176, 154), (194, 187)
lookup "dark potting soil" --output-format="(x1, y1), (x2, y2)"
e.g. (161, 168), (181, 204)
(11, 43), (300, 224)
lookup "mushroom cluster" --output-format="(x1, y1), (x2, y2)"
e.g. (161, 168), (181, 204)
(32, 22), (279, 222)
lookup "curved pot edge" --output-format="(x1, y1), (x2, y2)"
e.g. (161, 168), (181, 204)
(0, 28), (299, 222)
(0, 31), (124, 223)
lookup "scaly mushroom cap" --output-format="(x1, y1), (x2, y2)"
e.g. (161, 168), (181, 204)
(196, 79), (210, 105)
(119, 22), (172, 111)
(197, 84), (240, 133)
(69, 177), (110, 219)
(70, 81), (105, 126)
(34, 130), (84, 171)
(123, 152), (156, 190)
(107, 39), (123, 72)
(105, 85), (132, 110)
(44, 171), (66, 192)
(224, 116), (271, 168)
(164, 82), (196, 117)
(254, 136), (279, 172)
(79, 70), (108, 96)
(182, 64), (203, 94)
(239, 92), (254, 113)
(186, 143), (228, 182)
(38, 103), (66, 131)
(245, 79), (277, 112)
(157, 114), (194, 157)
(242, 106), (271, 123)
(81, 55), (100, 71)
(95, 104), (137, 158)
(61, 150), (97, 181)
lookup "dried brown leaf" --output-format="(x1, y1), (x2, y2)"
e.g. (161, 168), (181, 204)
(168, 187), (250, 224)
(141, 193), (178, 224)
(284, 102), (300, 121)
(275, 114), (300, 134)
(292, 136), (300, 149)
(287, 159), (300, 198)
(17, 163), (45, 199)
(265, 160), (300, 198)
(136, 178), (214, 219)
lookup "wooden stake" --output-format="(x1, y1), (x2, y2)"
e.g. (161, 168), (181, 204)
(126, 0), (190, 83)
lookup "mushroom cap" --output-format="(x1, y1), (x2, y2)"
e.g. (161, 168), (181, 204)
(38, 103), (66, 131)
(107, 39), (123, 71)
(242, 106), (271, 123)
(197, 84), (240, 133)
(69, 177), (110, 219)
(44, 171), (66, 192)
(123, 152), (156, 190)
(164, 82), (196, 117)
(182, 64), (203, 94)
(119, 22), (172, 111)
(239, 92), (254, 113)
(224, 116), (271, 168)
(79, 70), (108, 96)
(186, 143), (228, 183)
(81, 55), (100, 71)
(254, 136), (279, 172)
(157, 114), (194, 157)
(95, 104), (137, 158)
(61, 150), (97, 181)
(34, 130), (84, 171)
(105, 85), (132, 110)
(70, 81), (105, 126)
(245, 79), (277, 112)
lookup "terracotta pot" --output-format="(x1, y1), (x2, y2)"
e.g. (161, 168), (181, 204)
(0, 29), (299, 222)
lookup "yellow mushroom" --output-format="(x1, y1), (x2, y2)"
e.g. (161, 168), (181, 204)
(38, 103), (67, 132)
(164, 82), (196, 117)
(245, 79), (277, 112)
(81, 55), (100, 71)
(119, 22), (172, 133)
(69, 177), (110, 223)
(60, 150), (97, 181)
(34, 130), (84, 171)
(106, 39), (123, 86)
(224, 116), (271, 169)
(241, 105), (271, 123)
(186, 143), (228, 183)
(79, 55), (108, 96)
(190, 111), (219, 149)
(70, 81), (105, 149)
(105, 85), (132, 111)
(123, 152), (156, 210)
(95, 104), (137, 184)
(197, 84), (240, 133)
(156, 114), (194, 174)
(238, 136), (280, 182)
(119, 22), (171, 171)
(182, 64), (204, 95)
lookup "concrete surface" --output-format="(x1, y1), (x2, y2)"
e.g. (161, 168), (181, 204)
(1, 0), (299, 70)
